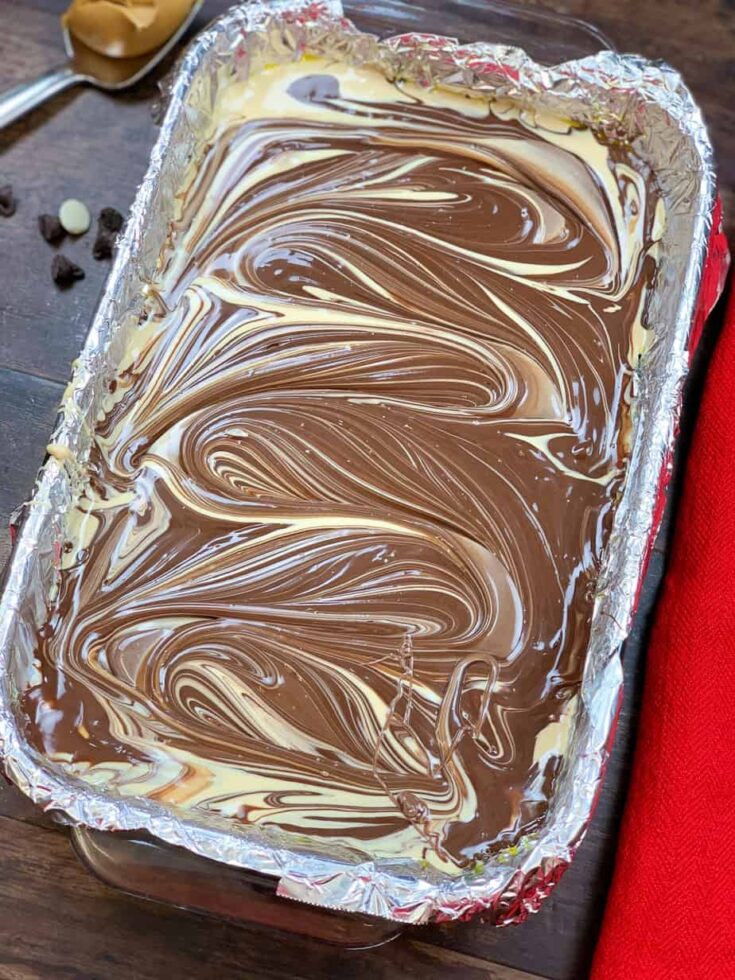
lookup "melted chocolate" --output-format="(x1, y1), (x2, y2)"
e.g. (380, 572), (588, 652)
(22, 60), (661, 869)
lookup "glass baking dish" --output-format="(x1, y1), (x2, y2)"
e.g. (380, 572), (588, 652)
(60, 0), (613, 947)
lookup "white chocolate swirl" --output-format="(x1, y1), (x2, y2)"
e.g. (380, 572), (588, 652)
(24, 59), (662, 869)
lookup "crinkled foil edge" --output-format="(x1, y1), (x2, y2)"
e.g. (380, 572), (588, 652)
(0, 0), (725, 925)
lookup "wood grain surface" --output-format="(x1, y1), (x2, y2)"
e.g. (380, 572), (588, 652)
(0, 1), (732, 978)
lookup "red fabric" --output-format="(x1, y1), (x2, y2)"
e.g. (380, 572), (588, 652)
(591, 271), (735, 976)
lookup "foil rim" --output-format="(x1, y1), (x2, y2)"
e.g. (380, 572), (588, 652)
(0, 0), (722, 924)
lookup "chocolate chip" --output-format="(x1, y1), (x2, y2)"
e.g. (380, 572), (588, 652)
(92, 207), (124, 260)
(38, 213), (66, 244)
(51, 254), (85, 288)
(99, 207), (124, 234)
(58, 198), (91, 235)
(92, 231), (114, 260)
(0, 184), (17, 217)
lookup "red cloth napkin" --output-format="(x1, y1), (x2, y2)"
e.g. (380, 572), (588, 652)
(591, 224), (734, 979)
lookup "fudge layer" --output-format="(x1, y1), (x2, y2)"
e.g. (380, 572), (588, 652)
(23, 58), (662, 869)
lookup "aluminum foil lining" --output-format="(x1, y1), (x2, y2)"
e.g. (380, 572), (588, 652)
(0, 0), (724, 925)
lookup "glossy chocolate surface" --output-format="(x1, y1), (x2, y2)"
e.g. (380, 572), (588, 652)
(22, 59), (661, 869)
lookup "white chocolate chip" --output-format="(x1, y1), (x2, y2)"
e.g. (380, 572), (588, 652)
(58, 198), (91, 236)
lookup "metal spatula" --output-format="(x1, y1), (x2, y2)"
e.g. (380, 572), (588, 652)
(0, 1), (203, 130)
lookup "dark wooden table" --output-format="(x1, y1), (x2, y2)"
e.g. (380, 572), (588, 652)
(0, 2), (732, 978)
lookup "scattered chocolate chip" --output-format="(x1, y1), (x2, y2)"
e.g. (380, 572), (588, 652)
(99, 207), (123, 234)
(92, 231), (114, 261)
(0, 184), (17, 217)
(51, 254), (85, 288)
(59, 198), (91, 235)
(38, 213), (66, 244)
(92, 207), (124, 260)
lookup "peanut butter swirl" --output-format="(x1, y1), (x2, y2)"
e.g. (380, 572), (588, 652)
(23, 59), (662, 870)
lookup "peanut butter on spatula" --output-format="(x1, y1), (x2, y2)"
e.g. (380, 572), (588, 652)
(63, 0), (197, 60)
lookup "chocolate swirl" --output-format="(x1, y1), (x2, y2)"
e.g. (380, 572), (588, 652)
(23, 59), (661, 869)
